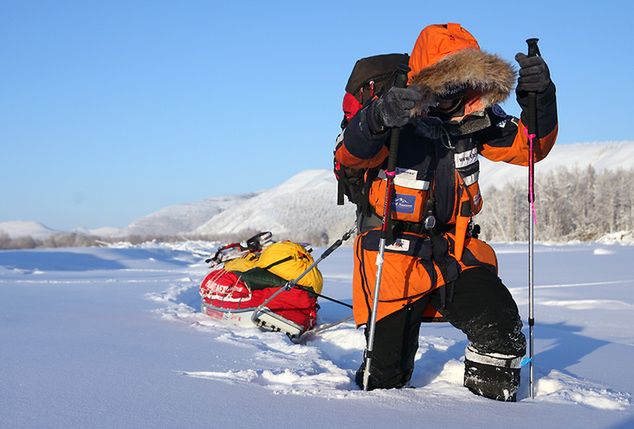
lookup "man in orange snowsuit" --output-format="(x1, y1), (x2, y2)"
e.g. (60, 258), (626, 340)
(334, 23), (557, 401)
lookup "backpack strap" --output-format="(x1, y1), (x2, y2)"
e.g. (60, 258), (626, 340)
(454, 190), (472, 261)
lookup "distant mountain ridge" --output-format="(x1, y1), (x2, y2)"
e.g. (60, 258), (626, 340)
(193, 170), (356, 242)
(2, 141), (633, 243)
(479, 140), (634, 191)
(0, 221), (59, 239)
(187, 140), (634, 242)
(126, 194), (256, 236)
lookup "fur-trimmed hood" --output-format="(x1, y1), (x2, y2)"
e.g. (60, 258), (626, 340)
(411, 48), (515, 108)
(407, 24), (516, 112)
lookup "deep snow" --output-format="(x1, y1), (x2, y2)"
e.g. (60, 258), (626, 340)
(1, 241), (633, 428)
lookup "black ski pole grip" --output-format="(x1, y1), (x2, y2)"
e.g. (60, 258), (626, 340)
(393, 64), (410, 90)
(525, 38), (540, 136)
(527, 38), (541, 58)
(387, 64), (411, 172)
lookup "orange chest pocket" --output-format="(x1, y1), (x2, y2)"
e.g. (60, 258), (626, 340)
(368, 170), (431, 223)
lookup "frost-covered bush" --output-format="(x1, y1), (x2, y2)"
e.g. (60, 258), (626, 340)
(477, 167), (634, 242)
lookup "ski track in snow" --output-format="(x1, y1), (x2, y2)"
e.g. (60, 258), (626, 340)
(540, 299), (633, 310)
(593, 248), (616, 255)
(538, 371), (631, 411)
(151, 265), (631, 411)
(508, 279), (634, 293)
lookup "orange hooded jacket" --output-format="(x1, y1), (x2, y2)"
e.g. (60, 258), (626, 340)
(336, 23), (558, 326)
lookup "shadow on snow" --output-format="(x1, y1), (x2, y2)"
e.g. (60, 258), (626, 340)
(0, 250), (126, 271)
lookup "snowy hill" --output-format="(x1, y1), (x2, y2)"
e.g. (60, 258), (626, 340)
(479, 140), (634, 191)
(125, 194), (256, 236)
(190, 141), (634, 241)
(0, 221), (59, 239)
(193, 170), (357, 242)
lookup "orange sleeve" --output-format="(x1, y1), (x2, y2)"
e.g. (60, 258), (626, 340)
(335, 143), (389, 169)
(333, 105), (390, 169)
(479, 118), (558, 166)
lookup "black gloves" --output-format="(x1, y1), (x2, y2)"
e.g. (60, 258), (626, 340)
(515, 52), (558, 136)
(369, 87), (422, 133)
(515, 53), (551, 93)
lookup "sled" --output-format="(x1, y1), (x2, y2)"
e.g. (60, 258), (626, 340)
(199, 234), (320, 339)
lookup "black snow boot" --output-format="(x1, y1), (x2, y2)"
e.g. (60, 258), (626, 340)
(354, 362), (410, 391)
(463, 345), (522, 402)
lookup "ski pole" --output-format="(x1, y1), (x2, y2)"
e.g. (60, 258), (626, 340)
(526, 37), (540, 399)
(251, 225), (357, 322)
(363, 64), (410, 391)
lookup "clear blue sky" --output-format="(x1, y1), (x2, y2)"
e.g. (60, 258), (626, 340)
(2, 1), (632, 230)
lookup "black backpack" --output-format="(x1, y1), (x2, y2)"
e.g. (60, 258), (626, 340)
(335, 53), (410, 207)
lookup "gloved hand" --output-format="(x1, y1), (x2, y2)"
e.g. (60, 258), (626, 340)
(515, 53), (551, 93)
(370, 86), (422, 132)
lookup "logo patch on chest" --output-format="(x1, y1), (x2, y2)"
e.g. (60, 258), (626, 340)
(392, 194), (416, 214)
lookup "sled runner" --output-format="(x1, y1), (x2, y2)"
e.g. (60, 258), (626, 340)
(200, 303), (306, 337)
(200, 233), (322, 339)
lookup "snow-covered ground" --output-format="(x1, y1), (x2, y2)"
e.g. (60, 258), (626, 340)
(1, 241), (633, 428)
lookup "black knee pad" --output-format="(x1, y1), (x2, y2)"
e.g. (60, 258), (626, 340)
(463, 345), (522, 402)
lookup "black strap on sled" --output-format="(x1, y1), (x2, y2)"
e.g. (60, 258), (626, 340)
(261, 255), (293, 270)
